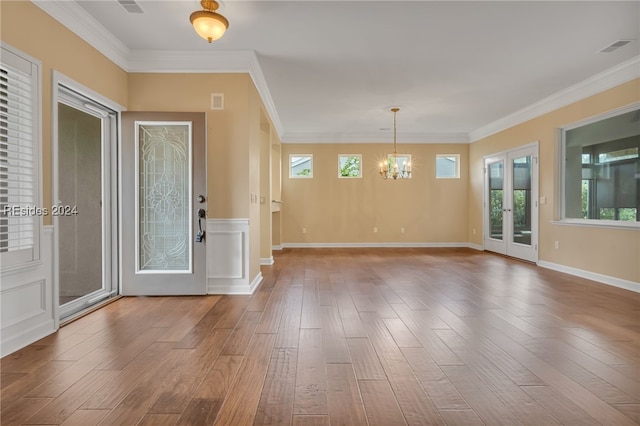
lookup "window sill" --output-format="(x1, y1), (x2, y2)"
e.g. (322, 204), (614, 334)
(551, 219), (640, 230)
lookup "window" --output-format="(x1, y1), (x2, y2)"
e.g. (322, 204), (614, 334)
(0, 45), (41, 267)
(289, 154), (313, 178)
(436, 154), (460, 179)
(561, 105), (639, 225)
(338, 154), (362, 178)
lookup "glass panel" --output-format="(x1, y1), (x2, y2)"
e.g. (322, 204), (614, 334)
(290, 155), (313, 178)
(436, 155), (459, 178)
(58, 103), (102, 304)
(138, 123), (191, 272)
(338, 155), (362, 178)
(564, 107), (639, 222)
(488, 161), (503, 240)
(512, 156), (531, 246)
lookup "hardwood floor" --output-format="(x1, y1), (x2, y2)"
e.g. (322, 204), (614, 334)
(2, 248), (639, 425)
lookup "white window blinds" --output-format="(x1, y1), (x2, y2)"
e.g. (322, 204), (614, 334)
(0, 46), (40, 266)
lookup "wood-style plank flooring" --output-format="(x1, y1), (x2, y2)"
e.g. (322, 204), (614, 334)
(2, 248), (639, 425)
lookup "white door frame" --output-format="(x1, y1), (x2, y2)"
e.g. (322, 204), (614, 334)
(483, 142), (539, 263)
(52, 72), (124, 325)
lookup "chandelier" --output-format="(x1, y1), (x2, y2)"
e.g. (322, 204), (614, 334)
(379, 107), (411, 179)
(190, 0), (229, 43)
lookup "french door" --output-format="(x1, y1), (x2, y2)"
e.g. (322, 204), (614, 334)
(56, 87), (118, 320)
(121, 112), (207, 295)
(484, 143), (539, 263)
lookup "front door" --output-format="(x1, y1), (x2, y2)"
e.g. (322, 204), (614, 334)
(484, 144), (539, 263)
(121, 112), (207, 295)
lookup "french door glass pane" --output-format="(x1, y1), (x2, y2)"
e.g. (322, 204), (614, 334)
(138, 124), (191, 272)
(512, 156), (532, 245)
(488, 161), (504, 240)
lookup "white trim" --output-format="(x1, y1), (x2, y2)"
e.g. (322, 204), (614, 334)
(551, 219), (640, 230)
(468, 243), (484, 251)
(272, 244), (283, 251)
(32, 0), (130, 70)
(538, 260), (640, 294)
(207, 219), (260, 294)
(30, 1), (640, 147)
(281, 242), (472, 249)
(0, 43), (44, 270)
(470, 56), (640, 142)
(208, 272), (263, 295)
(52, 74), (123, 323)
(1, 226), (55, 357)
(260, 257), (274, 266)
(281, 132), (469, 144)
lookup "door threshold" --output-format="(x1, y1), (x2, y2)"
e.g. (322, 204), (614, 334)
(60, 295), (123, 327)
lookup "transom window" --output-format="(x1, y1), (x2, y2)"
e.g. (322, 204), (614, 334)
(436, 154), (460, 179)
(289, 154), (313, 178)
(338, 154), (362, 178)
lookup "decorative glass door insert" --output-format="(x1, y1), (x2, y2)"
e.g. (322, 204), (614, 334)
(136, 122), (192, 273)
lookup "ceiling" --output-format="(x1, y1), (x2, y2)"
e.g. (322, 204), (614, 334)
(34, 0), (639, 143)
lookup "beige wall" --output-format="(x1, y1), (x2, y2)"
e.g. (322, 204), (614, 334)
(469, 79), (640, 283)
(1, 0), (128, 224)
(127, 73), (254, 219)
(281, 143), (469, 244)
(128, 73), (269, 281)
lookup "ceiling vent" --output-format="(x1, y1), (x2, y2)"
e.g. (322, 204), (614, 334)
(600, 40), (632, 53)
(117, 0), (144, 14)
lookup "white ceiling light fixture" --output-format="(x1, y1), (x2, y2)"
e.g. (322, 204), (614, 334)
(379, 107), (411, 180)
(190, 0), (229, 43)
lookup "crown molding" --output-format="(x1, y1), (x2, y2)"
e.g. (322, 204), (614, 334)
(469, 55), (640, 142)
(32, 0), (130, 70)
(32, 1), (639, 146)
(281, 132), (469, 144)
(126, 49), (253, 73)
(248, 53), (284, 137)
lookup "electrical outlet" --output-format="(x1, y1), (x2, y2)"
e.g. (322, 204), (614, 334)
(554, 240), (559, 249)
(473, 228), (476, 235)
(400, 227), (405, 234)
(302, 227), (306, 234)
(373, 227), (378, 233)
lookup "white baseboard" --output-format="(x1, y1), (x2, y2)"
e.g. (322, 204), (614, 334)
(208, 272), (263, 295)
(281, 242), (472, 249)
(272, 245), (283, 251)
(260, 257), (274, 266)
(538, 260), (640, 294)
(468, 243), (484, 251)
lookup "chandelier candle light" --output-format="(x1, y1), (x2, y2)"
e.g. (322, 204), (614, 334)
(379, 107), (411, 180)
(190, 0), (229, 43)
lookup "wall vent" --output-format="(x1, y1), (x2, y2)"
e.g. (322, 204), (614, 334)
(211, 93), (224, 110)
(117, 0), (144, 14)
(600, 40), (632, 53)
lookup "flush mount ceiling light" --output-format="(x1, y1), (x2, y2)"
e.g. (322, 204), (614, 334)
(379, 107), (411, 180)
(190, 0), (229, 43)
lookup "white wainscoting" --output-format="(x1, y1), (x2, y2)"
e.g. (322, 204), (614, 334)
(1, 226), (55, 357)
(206, 219), (261, 295)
